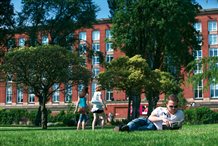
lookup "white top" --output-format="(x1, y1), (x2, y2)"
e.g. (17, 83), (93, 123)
(151, 107), (184, 130)
(91, 91), (103, 112)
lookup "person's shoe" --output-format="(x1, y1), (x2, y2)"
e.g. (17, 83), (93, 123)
(113, 126), (121, 132)
(120, 125), (129, 132)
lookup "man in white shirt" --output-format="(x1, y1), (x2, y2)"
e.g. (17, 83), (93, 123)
(114, 94), (184, 132)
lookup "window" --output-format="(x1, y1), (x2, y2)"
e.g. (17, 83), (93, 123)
(208, 21), (217, 32)
(106, 90), (113, 101)
(92, 31), (100, 41)
(42, 36), (49, 45)
(106, 30), (112, 39)
(79, 32), (86, 41)
(209, 49), (218, 98)
(208, 34), (218, 45)
(28, 89), (35, 103)
(194, 80), (203, 99)
(106, 54), (113, 63)
(92, 56), (100, 65)
(210, 80), (218, 98)
(92, 68), (100, 78)
(52, 83), (60, 103)
(17, 87), (23, 103)
(79, 44), (86, 55)
(194, 22), (202, 32)
(6, 81), (12, 104)
(106, 43), (113, 52)
(78, 84), (84, 93)
(18, 38), (25, 47)
(65, 84), (72, 102)
(92, 43), (100, 51)
(194, 50), (202, 74)
(91, 82), (97, 96)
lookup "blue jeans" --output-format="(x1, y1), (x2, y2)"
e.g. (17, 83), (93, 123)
(127, 117), (157, 131)
(78, 114), (87, 122)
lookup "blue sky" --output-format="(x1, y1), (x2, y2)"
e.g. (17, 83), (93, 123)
(12, 0), (218, 19)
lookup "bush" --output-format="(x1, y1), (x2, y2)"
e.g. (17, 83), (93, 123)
(185, 106), (218, 125)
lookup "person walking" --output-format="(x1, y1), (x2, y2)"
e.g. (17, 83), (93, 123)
(74, 87), (89, 130)
(91, 85), (107, 130)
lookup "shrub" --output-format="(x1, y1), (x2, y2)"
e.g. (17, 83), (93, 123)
(185, 106), (218, 125)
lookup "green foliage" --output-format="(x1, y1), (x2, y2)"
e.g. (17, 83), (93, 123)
(1, 45), (91, 129)
(187, 57), (218, 90)
(109, 0), (201, 74)
(0, 0), (15, 58)
(185, 107), (218, 125)
(17, 0), (99, 46)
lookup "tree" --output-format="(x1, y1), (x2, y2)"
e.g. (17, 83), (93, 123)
(0, 0), (15, 59)
(17, 0), (99, 47)
(98, 55), (180, 119)
(107, 0), (201, 115)
(1, 45), (91, 129)
(187, 57), (218, 89)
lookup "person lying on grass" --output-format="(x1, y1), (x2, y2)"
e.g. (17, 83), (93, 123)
(114, 94), (184, 132)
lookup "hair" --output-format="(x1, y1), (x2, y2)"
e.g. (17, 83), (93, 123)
(167, 94), (179, 104)
(79, 86), (88, 98)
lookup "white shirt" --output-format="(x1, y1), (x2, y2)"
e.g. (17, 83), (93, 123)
(151, 107), (184, 130)
(91, 91), (103, 112)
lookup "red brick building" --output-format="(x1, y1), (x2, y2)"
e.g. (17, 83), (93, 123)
(1, 9), (218, 119)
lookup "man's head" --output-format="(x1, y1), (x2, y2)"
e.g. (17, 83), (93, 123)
(166, 94), (179, 114)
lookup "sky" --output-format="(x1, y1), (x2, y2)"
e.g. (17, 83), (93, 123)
(11, 0), (218, 19)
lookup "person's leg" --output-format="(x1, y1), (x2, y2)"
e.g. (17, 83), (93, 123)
(126, 117), (151, 131)
(99, 112), (106, 128)
(77, 114), (83, 130)
(92, 113), (97, 130)
(81, 114), (87, 130)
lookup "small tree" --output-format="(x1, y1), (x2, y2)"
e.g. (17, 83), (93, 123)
(98, 55), (181, 119)
(1, 45), (91, 129)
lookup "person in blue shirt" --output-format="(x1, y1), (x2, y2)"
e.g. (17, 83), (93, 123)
(74, 87), (89, 130)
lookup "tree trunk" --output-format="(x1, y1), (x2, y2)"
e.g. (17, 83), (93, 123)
(131, 95), (141, 119)
(41, 103), (48, 129)
(127, 95), (132, 121)
(146, 91), (159, 116)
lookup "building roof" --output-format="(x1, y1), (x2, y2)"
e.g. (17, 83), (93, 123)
(199, 8), (218, 15)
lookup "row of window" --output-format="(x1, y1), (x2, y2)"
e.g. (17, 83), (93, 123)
(5, 83), (114, 104)
(194, 48), (218, 99)
(18, 30), (112, 47)
(194, 21), (217, 32)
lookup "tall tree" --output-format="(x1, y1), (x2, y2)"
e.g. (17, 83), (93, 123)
(0, 0), (15, 59)
(1, 45), (91, 129)
(17, 0), (99, 47)
(107, 0), (201, 114)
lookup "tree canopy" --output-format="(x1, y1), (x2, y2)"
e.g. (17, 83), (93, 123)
(0, 0), (15, 58)
(1, 45), (91, 129)
(17, 0), (99, 47)
(108, 0), (201, 74)
(98, 55), (181, 118)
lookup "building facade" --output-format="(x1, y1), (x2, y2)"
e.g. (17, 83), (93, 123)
(1, 9), (218, 119)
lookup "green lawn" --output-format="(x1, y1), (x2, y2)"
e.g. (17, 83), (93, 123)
(0, 124), (217, 146)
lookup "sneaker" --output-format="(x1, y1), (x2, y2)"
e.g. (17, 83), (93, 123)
(113, 126), (121, 132)
(120, 125), (129, 132)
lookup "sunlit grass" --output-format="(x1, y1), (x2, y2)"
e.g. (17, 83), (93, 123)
(0, 124), (218, 146)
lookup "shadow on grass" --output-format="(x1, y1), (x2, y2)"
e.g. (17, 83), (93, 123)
(0, 125), (115, 131)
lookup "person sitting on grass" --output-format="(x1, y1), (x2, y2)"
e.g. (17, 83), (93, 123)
(114, 94), (184, 132)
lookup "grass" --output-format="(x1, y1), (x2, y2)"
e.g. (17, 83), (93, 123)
(0, 124), (218, 146)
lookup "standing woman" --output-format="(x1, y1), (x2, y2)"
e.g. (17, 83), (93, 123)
(74, 86), (89, 130)
(91, 85), (107, 130)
